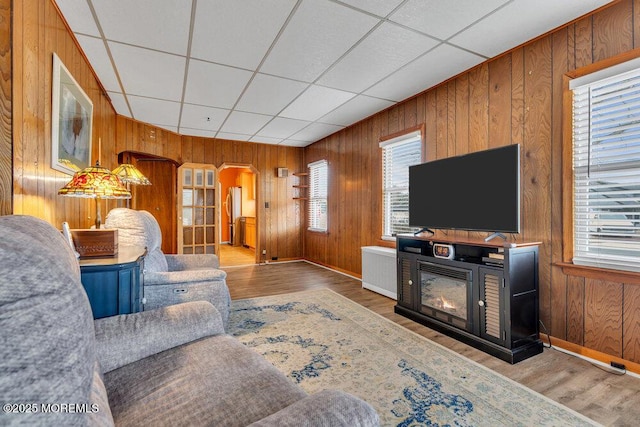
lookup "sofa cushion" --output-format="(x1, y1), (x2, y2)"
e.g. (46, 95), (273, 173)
(0, 216), (114, 426)
(105, 335), (307, 427)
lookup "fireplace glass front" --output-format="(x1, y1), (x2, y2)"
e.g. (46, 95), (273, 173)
(419, 261), (472, 331)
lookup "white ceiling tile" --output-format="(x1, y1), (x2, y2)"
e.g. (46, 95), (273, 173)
(180, 128), (218, 138)
(317, 22), (438, 93)
(57, 1), (614, 146)
(249, 136), (283, 145)
(92, 0), (191, 55)
(260, 0), (379, 82)
(339, 0), (405, 17)
(220, 111), (273, 135)
(191, 0), (296, 70)
(365, 44), (484, 101)
(281, 85), (356, 121)
(320, 95), (394, 126)
(291, 122), (344, 142)
(109, 42), (185, 101)
(179, 104), (229, 132)
(450, 0), (614, 58)
(257, 117), (311, 139)
(390, 0), (509, 40)
(184, 59), (253, 109)
(75, 35), (120, 92)
(236, 74), (309, 115)
(55, 0), (101, 36)
(107, 92), (131, 117)
(128, 96), (181, 127)
(216, 132), (253, 142)
(280, 139), (312, 147)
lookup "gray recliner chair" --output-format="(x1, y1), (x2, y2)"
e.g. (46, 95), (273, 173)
(105, 208), (231, 329)
(0, 215), (379, 426)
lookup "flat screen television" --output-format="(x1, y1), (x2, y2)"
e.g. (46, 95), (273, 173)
(409, 144), (520, 234)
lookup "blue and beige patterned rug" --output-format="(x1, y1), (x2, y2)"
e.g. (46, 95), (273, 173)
(228, 289), (599, 427)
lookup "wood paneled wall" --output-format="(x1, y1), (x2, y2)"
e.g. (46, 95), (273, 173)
(304, 0), (640, 364)
(12, 0), (118, 229)
(10, 0), (303, 262)
(178, 135), (304, 261)
(0, 0), (10, 216)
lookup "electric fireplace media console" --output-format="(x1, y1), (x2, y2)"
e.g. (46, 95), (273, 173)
(395, 234), (543, 363)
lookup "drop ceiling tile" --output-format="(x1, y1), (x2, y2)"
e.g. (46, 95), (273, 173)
(291, 122), (344, 142)
(220, 111), (273, 135)
(92, 0), (191, 55)
(191, 0), (296, 70)
(317, 22), (438, 93)
(390, 0), (509, 40)
(107, 92), (131, 117)
(180, 128), (218, 138)
(184, 59), (253, 109)
(249, 136), (283, 145)
(109, 42), (185, 101)
(180, 103), (229, 132)
(450, 0), (614, 58)
(236, 74), (309, 115)
(55, 0), (101, 36)
(320, 95), (394, 126)
(365, 44), (484, 101)
(280, 139), (312, 147)
(339, 0), (405, 17)
(128, 96), (181, 127)
(216, 132), (253, 142)
(260, 0), (379, 82)
(256, 117), (310, 139)
(75, 35), (120, 92)
(281, 85), (356, 121)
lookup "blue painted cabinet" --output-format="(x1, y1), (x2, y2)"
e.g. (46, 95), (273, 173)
(79, 246), (146, 319)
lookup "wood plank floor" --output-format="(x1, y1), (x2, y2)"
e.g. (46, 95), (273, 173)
(219, 244), (256, 267)
(223, 261), (640, 426)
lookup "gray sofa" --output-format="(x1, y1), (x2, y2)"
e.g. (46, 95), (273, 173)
(104, 207), (231, 329)
(0, 215), (379, 426)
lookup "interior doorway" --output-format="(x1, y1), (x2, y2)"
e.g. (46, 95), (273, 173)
(218, 164), (258, 266)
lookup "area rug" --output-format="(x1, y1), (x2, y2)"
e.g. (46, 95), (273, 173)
(228, 289), (599, 427)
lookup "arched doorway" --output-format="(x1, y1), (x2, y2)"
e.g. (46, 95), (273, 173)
(218, 163), (259, 266)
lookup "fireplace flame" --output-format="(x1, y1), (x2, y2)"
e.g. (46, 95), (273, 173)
(439, 295), (456, 310)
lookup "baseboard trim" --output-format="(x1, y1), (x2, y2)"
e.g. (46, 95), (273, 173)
(544, 336), (640, 377)
(302, 259), (362, 281)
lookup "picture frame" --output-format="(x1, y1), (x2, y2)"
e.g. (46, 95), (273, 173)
(51, 53), (93, 175)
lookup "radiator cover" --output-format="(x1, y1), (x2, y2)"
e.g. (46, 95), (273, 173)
(361, 246), (397, 300)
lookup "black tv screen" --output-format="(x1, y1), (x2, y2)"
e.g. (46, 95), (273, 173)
(409, 144), (520, 233)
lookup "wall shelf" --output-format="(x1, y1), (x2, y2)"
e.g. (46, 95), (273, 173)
(292, 172), (307, 201)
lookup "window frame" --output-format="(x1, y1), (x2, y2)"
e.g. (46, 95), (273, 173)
(379, 125), (425, 241)
(561, 49), (640, 281)
(307, 159), (328, 233)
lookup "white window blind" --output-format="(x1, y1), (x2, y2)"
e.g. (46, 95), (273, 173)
(571, 63), (640, 272)
(380, 132), (422, 239)
(308, 160), (328, 232)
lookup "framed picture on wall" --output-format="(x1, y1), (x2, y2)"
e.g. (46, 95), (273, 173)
(51, 53), (93, 175)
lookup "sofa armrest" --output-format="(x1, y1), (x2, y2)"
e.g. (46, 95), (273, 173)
(165, 253), (220, 270)
(248, 390), (379, 427)
(144, 268), (227, 286)
(94, 301), (225, 373)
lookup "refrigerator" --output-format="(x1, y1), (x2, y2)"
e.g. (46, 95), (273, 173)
(225, 186), (242, 246)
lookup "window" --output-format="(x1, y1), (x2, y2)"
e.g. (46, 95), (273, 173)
(380, 130), (423, 239)
(308, 160), (328, 232)
(569, 58), (640, 272)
